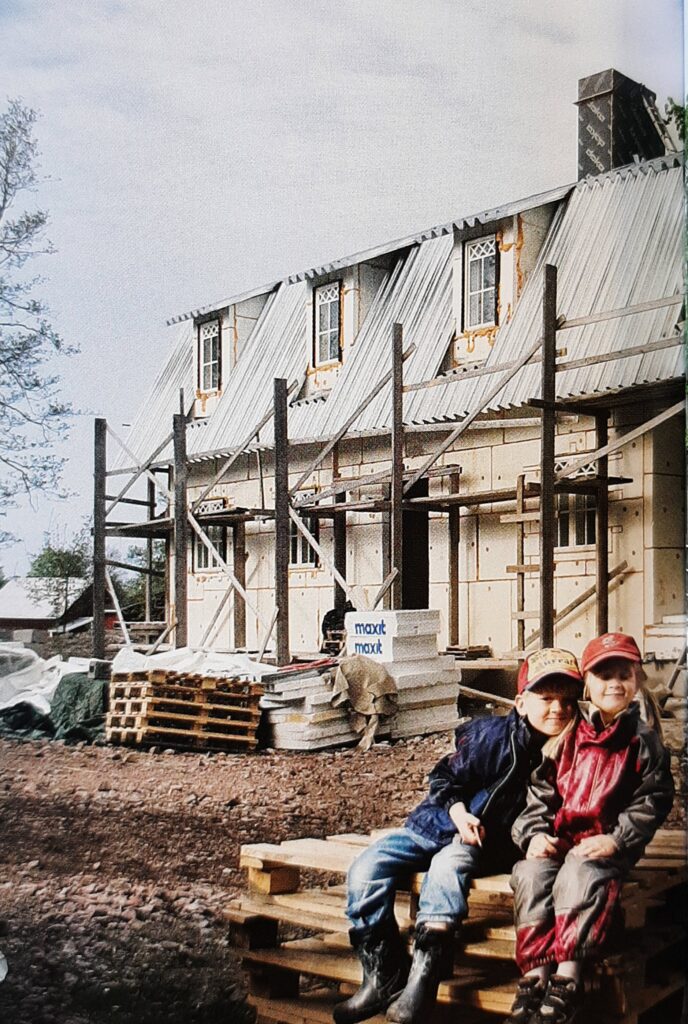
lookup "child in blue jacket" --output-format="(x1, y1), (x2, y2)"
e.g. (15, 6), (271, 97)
(333, 648), (583, 1024)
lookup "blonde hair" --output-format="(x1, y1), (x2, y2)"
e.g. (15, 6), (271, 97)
(541, 715), (578, 759)
(583, 662), (663, 738)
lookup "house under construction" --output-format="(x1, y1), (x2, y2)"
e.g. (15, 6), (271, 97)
(93, 69), (685, 678)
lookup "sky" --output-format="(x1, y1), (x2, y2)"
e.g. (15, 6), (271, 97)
(0, 0), (683, 575)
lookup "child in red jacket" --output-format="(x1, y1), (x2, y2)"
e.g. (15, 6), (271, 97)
(506, 633), (674, 1024)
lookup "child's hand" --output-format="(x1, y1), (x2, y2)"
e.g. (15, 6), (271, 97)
(571, 834), (618, 860)
(449, 804), (485, 846)
(526, 834), (559, 859)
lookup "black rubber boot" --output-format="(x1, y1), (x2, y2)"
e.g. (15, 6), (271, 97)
(332, 919), (410, 1024)
(385, 924), (453, 1024)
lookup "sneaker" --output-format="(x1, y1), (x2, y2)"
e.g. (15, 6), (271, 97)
(503, 977), (547, 1024)
(535, 975), (582, 1024)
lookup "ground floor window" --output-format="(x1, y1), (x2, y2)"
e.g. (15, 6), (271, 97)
(193, 524), (226, 571)
(556, 492), (596, 548)
(290, 514), (319, 567)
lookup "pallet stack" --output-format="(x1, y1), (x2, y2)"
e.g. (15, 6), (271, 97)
(226, 829), (686, 1024)
(105, 668), (263, 751)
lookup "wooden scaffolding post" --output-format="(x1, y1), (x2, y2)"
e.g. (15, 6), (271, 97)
(274, 378), (290, 666)
(516, 474), (526, 655)
(92, 417), (107, 660)
(233, 521), (247, 648)
(145, 476), (155, 622)
(173, 413), (188, 648)
(381, 484), (392, 610)
(332, 446), (347, 616)
(540, 264), (557, 647)
(448, 473), (460, 647)
(595, 412), (609, 634)
(390, 323), (404, 609)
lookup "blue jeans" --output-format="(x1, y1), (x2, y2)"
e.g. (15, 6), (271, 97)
(346, 827), (482, 936)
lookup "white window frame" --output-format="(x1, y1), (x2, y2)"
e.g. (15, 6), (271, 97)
(194, 524), (226, 572)
(289, 505), (320, 568)
(464, 236), (497, 330)
(198, 319), (221, 393)
(314, 282), (341, 366)
(556, 492), (597, 549)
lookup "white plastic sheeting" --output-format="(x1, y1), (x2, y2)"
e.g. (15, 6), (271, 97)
(111, 645), (275, 679)
(0, 645), (91, 714)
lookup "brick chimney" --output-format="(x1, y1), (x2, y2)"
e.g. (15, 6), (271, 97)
(576, 69), (666, 179)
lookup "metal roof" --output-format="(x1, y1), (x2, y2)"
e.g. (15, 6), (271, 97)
(118, 154), (683, 472)
(290, 232), (454, 442)
(186, 281), (308, 460)
(402, 155), (684, 425)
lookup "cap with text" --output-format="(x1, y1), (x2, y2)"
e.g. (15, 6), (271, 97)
(581, 632), (642, 673)
(517, 648), (583, 694)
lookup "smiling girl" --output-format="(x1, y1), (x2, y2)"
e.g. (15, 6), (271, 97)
(505, 633), (674, 1024)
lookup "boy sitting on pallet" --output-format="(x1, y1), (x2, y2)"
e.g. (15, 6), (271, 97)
(334, 648), (583, 1024)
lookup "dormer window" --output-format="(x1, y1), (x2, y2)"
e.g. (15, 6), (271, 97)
(314, 282), (341, 365)
(464, 236), (497, 330)
(198, 319), (221, 392)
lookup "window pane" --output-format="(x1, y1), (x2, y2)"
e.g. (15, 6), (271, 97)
(469, 259), (482, 293)
(469, 293), (480, 326)
(483, 287), (495, 321)
(329, 299), (339, 330)
(319, 304), (329, 332)
(484, 253), (496, 288)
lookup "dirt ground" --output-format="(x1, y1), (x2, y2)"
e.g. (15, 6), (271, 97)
(0, 731), (452, 1023)
(0, 726), (684, 1024)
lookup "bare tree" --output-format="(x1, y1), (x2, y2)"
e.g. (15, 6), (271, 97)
(0, 99), (74, 542)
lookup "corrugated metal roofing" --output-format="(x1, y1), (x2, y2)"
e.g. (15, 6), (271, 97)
(290, 233), (454, 441)
(185, 281), (309, 459)
(117, 154), (683, 471)
(403, 156), (683, 425)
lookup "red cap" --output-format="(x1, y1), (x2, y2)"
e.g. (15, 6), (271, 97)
(581, 633), (641, 673)
(517, 648), (583, 694)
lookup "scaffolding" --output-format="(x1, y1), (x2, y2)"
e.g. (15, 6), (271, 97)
(93, 265), (684, 664)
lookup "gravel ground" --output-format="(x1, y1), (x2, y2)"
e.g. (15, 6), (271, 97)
(0, 732), (450, 1023)
(0, 723), (683, 1024)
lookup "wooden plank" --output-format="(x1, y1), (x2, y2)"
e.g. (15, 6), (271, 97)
(92, 418), (107, 660)
(233, 521), (247, 648)
(557, 401), (684, 481)
(506, 564), (540, 573)
(289, 343), (416, 498)
(248, 866), (301, 895)
(403, 334), (544, 494)
(172, 413), (188, 648)
(274, 378), (290, 666)
(522, 561), (628, 648)
(540, 263), (557, 648)
(391, 323), (404, 608)
(596, 412), (609, 634)
(448, 473), (460, 647)
(500, 512), (541, 523)
(557, 294), (682, 331)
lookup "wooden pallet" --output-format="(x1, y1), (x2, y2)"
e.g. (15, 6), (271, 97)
(227, 829), (686, 1024)
(106, 669), (263, 751)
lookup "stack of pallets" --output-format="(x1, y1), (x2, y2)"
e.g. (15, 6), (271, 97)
(105, 669), (263, 752)
(225, 829), (686, 1024)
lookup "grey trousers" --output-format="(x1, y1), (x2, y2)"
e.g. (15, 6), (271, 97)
(511, 850), (625, 972)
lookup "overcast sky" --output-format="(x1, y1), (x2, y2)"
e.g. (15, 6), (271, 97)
(0, 0), (683, 575)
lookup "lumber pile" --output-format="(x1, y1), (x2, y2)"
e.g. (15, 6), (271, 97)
(105, 668), (263, 751)
(226, 829), (686, 1024)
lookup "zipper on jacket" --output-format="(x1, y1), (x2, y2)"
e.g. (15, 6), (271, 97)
(481, 732), (519, 819)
